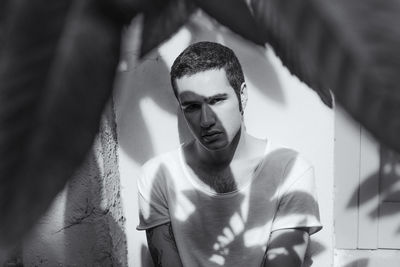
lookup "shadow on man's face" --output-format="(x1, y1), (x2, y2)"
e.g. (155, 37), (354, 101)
(178, 93), (242, 154)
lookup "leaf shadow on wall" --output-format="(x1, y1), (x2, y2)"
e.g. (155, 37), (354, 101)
(115, 12), (285, 165)
(114, 50), (178, 165)
(342, 258), (369, 267)
(347, 146), (400, 232)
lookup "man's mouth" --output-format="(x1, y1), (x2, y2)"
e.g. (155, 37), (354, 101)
(201, 131), (222, 142)
(202, 131), (221, 138)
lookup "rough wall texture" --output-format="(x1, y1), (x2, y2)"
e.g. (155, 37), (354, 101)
(20, 100), (127, 266)
(93, 100), (128, 266)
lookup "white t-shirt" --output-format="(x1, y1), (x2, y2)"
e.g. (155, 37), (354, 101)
(137, 142), (322, 267)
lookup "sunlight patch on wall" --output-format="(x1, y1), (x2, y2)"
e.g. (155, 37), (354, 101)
(139, 97), (179, 154)
(158, 27), (191, 69)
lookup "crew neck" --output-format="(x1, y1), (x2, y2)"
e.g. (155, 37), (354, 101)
(178, 139), (270, 198)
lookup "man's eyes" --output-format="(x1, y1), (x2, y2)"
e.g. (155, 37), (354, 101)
(182, 97), (226, 112)
(183, 104), (200, 112)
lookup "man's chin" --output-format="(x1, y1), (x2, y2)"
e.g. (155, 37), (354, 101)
(200, 140), (229, 152)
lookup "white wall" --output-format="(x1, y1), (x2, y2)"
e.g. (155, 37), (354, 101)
(334, 104), (400, 267)
(115, 12), (334, 267)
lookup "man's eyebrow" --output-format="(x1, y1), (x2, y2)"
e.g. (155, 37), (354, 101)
(180, 93), (228, 106)
(207, 93), (228, 100)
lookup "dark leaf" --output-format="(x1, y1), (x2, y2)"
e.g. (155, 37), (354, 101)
(251, 0), (400, 151)
(140, 0), (196, 57)
(0, 0), (122, 246)
(193, 0), (266, 46)
(0, 0), (72, 246)
(98, 0), (176, 25)
(250, 0), (333, 107)
(0, 0), (11, 50)
(99, 0), (165, 14)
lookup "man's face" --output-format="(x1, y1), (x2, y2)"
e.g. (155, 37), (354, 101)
(176, 69), (242, 151)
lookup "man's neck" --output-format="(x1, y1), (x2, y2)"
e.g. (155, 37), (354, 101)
(194, 128), (244, 170)
(182, 127), (267, 194)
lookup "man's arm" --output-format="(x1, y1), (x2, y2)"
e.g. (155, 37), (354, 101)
(146, 222), (183, 267)
(262, 228), (309, 267)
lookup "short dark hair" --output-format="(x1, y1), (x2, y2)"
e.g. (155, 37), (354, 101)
(170, 41), (245, 108)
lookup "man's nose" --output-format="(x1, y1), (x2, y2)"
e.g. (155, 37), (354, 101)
(200, 104), (216, 128)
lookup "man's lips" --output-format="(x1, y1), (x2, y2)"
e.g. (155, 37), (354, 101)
(201, 131), (222, 138)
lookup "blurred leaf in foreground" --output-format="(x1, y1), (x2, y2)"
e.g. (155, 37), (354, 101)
(0, 0), (72, 246)
(250, 0), (400, 151)
(0, 0), (124, 247)
(193, 0), (266, 46)
(140, 0), (196, 57)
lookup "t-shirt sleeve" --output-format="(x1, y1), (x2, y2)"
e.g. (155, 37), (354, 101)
(136, 163), (171, 230)
(271, 156), (322, 235)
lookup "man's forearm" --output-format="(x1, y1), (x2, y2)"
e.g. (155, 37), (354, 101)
(146, 223), (183, 267)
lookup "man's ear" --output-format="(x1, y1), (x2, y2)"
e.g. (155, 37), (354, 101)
(240, 82), (248, 114)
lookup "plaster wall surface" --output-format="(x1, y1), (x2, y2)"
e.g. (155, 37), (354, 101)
(115, 12), (334, 267)
(21, 104), (127, 266)
(334, 249), (400, 267)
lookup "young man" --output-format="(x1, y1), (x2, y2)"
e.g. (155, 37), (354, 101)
(137, 42), (322, 267)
